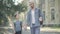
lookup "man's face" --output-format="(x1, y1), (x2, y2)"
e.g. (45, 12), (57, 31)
(29, 2), (34, 8)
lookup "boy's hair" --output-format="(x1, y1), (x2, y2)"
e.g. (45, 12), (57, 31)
(14, 14), (17, 17)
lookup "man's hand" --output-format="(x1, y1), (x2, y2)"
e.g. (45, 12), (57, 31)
(39, 17), (43, 21)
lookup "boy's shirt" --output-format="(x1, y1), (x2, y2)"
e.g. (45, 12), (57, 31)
(14, 20), (22, 32)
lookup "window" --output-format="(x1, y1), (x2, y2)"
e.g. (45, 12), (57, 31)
(51, 9), (55, 20)
(49, 0), (55, 7)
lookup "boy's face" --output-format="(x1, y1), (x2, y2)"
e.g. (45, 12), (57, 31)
(15, 14), (19, 20)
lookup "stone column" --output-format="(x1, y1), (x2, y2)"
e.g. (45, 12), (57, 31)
(35, 0), (41, 8)
(45, 0), (51, 24)
(55, 0), (59, 24)
(58, 0), (60, 24)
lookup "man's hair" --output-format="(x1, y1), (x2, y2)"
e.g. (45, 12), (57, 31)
(29, 0), (34, 3)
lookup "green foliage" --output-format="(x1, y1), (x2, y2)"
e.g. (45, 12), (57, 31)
(0, 0), (27, 16)
(0, 0), (27, 25)
(0, 11), (8, 26)
(12, 3), (27, 13)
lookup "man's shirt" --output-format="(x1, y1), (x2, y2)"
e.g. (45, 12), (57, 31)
(31, 10), (35, 24)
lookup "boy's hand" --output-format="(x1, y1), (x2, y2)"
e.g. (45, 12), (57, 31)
(23, 24), (27, 30)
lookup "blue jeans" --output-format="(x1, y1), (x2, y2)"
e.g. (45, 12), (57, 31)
(30, 24), (40, 34)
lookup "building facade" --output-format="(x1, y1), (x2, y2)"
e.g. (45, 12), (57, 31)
(36, 0), (60, 25)
(25, 0), (60, 25)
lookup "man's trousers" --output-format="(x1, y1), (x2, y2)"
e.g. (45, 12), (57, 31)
(30, 24), (40, 34)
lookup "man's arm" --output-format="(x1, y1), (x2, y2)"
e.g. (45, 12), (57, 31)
(26, 11), (30, 26)
(38, 9), (43, 21)
(23, 12), (30, 30)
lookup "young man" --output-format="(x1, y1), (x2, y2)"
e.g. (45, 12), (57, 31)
(26, 0), (43, 34)
(14, 13), (22, 34)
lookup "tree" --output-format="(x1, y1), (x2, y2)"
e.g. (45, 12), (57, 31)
(0, 0), (27, 26)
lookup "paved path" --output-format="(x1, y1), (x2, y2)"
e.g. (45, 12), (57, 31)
(22, 27), (60, 34)
(22, 30), (60, 34)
